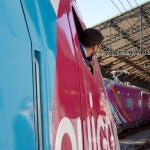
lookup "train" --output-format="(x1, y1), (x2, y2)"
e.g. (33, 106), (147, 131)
(0, 0), (120, 149)
(103, 70), (150, 133)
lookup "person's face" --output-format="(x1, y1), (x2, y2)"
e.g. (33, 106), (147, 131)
(91, 44), (101, 57)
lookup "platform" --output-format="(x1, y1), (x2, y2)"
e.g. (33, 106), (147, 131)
(119, 124), (150, 150)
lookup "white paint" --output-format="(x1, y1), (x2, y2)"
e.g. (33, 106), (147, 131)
(77, 117), (83, 150)
(54, 116), (120, 150)
(97, 115), (107, 150)
(91, 116), (97, 150)
(105, 117), (113, 150)
(55, 117), (77, 150)
(89, 92), (93, 108)
(50, 0), (60, 15)
(87, 117), (92, 150)
(101, 93), (107, 101)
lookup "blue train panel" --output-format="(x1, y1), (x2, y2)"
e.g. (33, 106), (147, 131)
(0, 0), (120, 149)
(0, 0), (35, 149)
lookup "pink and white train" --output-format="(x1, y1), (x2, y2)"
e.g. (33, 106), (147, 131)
(0, 0), (120, 149)
(104, 72), (150, 133)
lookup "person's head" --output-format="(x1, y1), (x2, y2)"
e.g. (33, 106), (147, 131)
(81, 28), (104, 57)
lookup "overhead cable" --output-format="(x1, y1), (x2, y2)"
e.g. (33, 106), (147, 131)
(126, 0), (133, 9)
(110, 0), (122, 14)
(134, 0), (139, 6)
(109, 0), (147, 52)
(118, 0), (128, 12)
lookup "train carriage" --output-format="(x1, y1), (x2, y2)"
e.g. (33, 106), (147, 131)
(104, 75), (150, 133)
(0, 0), (120, 149)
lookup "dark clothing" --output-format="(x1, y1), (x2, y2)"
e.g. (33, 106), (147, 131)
(80, 43), (93, 74)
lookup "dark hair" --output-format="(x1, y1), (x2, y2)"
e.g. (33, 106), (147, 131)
(80, 28), (104, 47)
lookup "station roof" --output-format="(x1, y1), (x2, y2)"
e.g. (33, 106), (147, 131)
(93, 1), (150, 90)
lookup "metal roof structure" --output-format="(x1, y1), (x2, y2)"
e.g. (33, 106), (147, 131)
(93, 1), (150, 90)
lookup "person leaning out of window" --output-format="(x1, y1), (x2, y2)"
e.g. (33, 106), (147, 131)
(80, 28), (104, 74)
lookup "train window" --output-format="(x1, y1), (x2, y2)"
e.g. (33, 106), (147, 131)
(72, 8), (94, 74)
(72, 8), (84, 41)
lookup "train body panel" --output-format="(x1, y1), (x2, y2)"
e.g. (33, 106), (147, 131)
(0, 0), (120, 149)
(0, 1), (36, 149)
(142, 92), (150, 121)
(104, 78), (150, 132)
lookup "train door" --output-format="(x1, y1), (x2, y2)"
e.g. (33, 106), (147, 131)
(0, 0), (40, 149)
(66, 1), (119, 150)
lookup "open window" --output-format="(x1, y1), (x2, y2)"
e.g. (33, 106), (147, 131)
(72, 8), (84, 42)
(72, 7), (94, 74)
